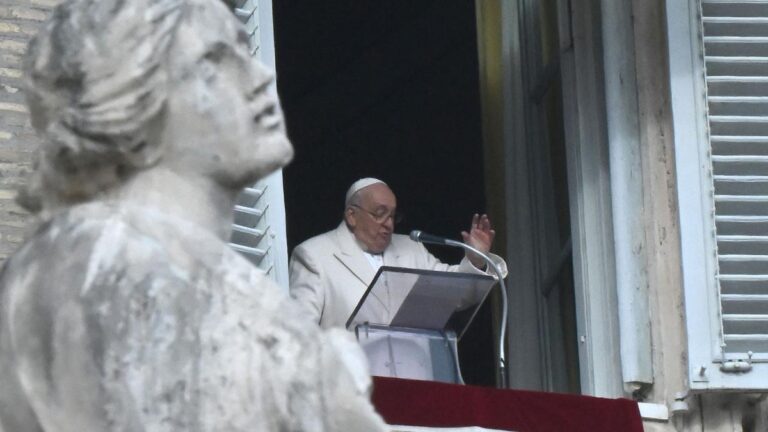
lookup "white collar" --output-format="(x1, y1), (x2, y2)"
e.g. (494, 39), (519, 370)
(362, 251), (384, 270)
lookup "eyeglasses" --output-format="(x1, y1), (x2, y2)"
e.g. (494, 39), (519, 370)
(351, 204), (403, 224)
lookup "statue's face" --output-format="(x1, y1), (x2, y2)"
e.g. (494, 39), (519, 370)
(160, 0), (293, 188)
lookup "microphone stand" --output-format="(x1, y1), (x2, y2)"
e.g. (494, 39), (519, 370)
(442, 238), (509, 389)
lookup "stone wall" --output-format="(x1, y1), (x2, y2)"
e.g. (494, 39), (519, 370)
(0, 0), (56, 262)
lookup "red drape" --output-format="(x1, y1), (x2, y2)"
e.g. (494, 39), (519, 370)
(372, 377), (644, 432)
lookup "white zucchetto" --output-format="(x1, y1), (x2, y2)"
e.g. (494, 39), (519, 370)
(345, 177), (387, 206)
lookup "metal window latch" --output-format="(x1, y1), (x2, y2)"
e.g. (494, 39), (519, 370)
(720, 351), (753, 373)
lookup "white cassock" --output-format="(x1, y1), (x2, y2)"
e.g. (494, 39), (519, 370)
(289, 222), (508, 381)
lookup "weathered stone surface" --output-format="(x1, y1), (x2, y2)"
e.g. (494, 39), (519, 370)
(0, 0), (387, 430)
(1, 203), (385, 431)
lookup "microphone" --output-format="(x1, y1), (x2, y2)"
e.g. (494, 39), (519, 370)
(409, 230), (452, 246)
(409, 228), (510, 388)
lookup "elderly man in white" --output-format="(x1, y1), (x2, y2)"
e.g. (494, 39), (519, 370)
(289, 177), (508, 330)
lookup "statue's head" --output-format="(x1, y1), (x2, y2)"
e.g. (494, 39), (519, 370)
(21, 0), (293, 213)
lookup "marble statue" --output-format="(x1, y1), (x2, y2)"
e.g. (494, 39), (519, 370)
(0, 0), (387, 430)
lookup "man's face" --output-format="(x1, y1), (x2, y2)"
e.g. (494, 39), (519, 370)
(346, 183), (397, 254)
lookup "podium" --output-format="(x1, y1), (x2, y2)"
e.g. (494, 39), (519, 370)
(346, 266), (496, 384)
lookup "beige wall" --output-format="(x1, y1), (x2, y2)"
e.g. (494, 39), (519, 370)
(0, 0), (57, 263)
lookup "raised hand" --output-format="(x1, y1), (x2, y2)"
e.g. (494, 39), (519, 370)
(460, 213), (496, 269)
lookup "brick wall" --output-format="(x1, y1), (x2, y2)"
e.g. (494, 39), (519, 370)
(0, 0), (57, 263)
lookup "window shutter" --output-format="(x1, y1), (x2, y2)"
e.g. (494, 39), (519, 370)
(704, 0), (768, 360)
(668, 0), (768, 390)
(229, 0), (290, 290)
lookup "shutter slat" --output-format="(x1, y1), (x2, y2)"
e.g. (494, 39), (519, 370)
(229, 243), (268, 258)
(722, 293), (768, 301)
(236, 187), (266, 208)
(705, 17), (768, 24)
(713, 155), (768, 176)
(231, 224), (266, 237)
(710, 116), (768, 122)
(709, 97), (768, 102)
(720, 256), (768, 273)
(719, 235), (768, 255)
(712, 155), (768, 162)
(716, 215), (768, 221)
(720, 254), (768, 260)
(712, 136), (768, 156)
(707, 58), (768, 64)
(703, 0), (768, 4)
(712, 135), (768, 141)
(708, 76), (768, 82)
(725, 335), (768, 341)
(705, 37), (768, 43)
(715, 175), (768, 181)
(716, 195), (768, 201)
(723, 314), (768, 323)
(723, 314), (768, 321)
(233, 205), (265, 217)
(718, 274), (768, 281)
(243, 186), (265, 196)
(716, 199), (768, 215)
(718, 234), (768, 240)
(707, 57), (768, 75)
(723, 310), (768, 336)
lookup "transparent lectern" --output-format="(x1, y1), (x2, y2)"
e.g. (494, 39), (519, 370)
(346, 266), (497, 384)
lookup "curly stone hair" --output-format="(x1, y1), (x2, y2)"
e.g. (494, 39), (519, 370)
(19, 0), (190, 213)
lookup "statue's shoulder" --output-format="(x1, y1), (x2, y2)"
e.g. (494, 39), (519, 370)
(0, 202), (260, 302)
(1, 203), (132, 280)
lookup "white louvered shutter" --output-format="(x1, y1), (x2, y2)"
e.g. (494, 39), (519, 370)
(230, 0), (290, 290)
(668, 0), (768, 390)
(704, 0), (768, 361)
